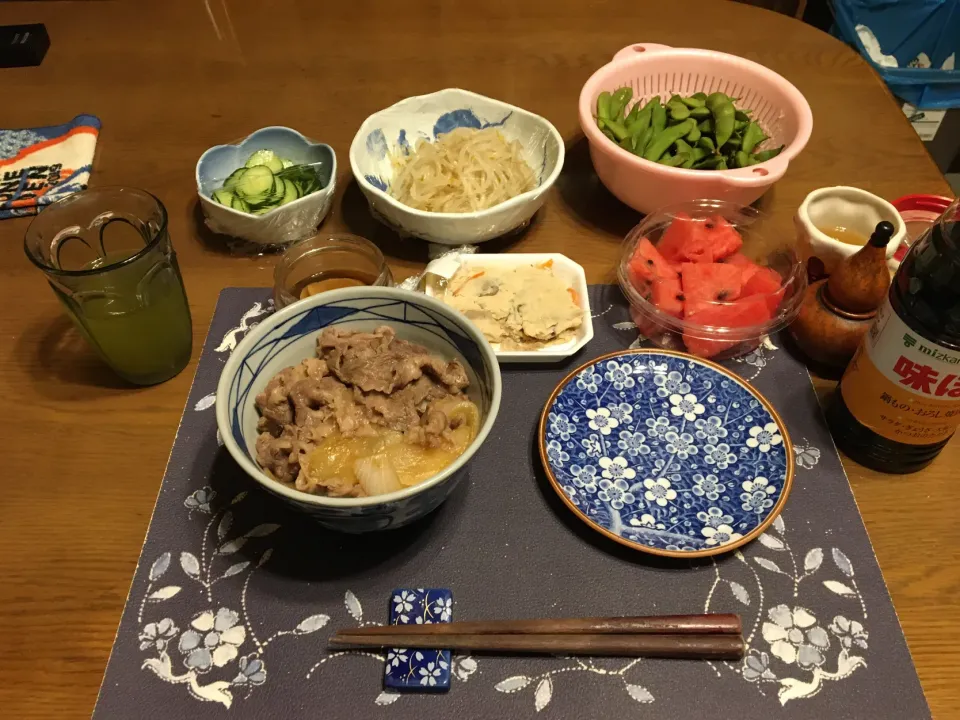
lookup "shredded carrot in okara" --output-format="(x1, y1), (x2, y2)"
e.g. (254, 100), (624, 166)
(453, 271), (485, 296)
(568, 288), (579, 305)
(537, 259), (554, 269)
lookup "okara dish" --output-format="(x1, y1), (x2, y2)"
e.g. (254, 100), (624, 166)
(255, 326), (481, 499)
(444, 260), (583, 351)
(423, 252), (593, 363)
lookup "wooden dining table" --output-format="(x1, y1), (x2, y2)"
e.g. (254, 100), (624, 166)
(1, 0), (957, 716)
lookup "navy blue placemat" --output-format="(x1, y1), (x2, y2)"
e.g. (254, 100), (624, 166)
(93, 286), (929, 719)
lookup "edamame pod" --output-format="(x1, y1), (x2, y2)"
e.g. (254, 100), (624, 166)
(650, 98), (667, 134)
(706, 92), (736, 149)
(668, 102), (690, 121)
(735, 109), (752, 122)
(627, 109), (651, 138)
(597, 92), (612, 122)
(681, 95), (706, 108)
(630, 126), (653, 156)
(734, 150), (754, 168)
(689, 106), (711, 118)
(698, 118), (714, 133)
(693, 155), (724, 170)
(697, 136), (716, 153)
(605, 119), (629, 141)
(643, 119), (697, 162)
(752, 145), (785, 162)
(660, 152), (689, 167)
(609, 87), (632, 120)
(682, 147), (709, 168)
(716, 157), (728, 170)
(685, 125), (701, 144)
(741, 122), (765, 154)
(674, 138), (693, 155)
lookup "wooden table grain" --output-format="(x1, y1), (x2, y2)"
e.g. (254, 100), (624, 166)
(1, 1), (957, 716)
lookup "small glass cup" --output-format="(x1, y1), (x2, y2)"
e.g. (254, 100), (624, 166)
(273, 232), (393, 308)
(24, 187), (193, 385)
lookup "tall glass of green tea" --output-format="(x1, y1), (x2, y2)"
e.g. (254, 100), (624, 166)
(24, 187), (192, 385)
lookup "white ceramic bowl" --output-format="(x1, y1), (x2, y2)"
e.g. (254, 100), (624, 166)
(349, 88), (565, 245)
(196, 126), (337, 247)
(795, 186), (907, 274)
(423, 253), (593, 363)
(216, 287), (501, 533)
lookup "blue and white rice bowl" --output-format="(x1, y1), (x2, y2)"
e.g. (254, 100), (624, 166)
(539, 349), (793, 558)
(216, 287), (501, 533)
(349, 88), (564, 245)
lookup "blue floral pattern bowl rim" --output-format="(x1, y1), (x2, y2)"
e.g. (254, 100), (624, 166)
(537, 348), (795, 559)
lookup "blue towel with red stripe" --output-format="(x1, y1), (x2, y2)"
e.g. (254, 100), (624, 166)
(0, 114), (100, 219)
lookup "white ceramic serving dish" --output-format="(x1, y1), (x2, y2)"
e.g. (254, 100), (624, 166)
(196, 126), (337, 247)
(423, 253), (593, 363)
(216, 287), (502, 533)
(349, 88), (565, 246)
(795, 186), (907, 274)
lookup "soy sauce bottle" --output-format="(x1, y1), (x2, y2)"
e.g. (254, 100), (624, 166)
(827, 198), (960, 473)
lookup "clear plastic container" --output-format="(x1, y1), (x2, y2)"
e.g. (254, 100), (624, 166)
(274, 232), (393, 309)
(617, 199), (806, 360)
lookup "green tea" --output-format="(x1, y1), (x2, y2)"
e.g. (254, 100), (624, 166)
(54, 250), (193, 385)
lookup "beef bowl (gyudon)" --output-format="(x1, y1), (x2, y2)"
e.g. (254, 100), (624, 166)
(216, 287), (501, 533)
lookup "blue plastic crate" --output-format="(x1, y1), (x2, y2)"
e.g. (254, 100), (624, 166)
(831, 0), (960, 109)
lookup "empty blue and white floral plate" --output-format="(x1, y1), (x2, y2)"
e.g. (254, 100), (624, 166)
(539, 349), (793, 558)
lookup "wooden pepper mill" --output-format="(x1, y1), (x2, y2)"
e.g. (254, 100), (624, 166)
(789, 220), (894, 369)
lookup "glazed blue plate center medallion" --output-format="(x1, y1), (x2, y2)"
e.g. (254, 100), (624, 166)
(540, 350), (793, 557)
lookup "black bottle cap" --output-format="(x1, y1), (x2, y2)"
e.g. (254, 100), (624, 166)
(869, 221), (895, 248)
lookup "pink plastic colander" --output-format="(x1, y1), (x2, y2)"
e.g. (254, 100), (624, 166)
(578, 44), (813, 214)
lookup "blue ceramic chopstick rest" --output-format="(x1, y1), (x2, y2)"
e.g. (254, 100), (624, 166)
(384, 588), (452, 692)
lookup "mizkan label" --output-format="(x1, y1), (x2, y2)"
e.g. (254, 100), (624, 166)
(839, 297), (960, 445)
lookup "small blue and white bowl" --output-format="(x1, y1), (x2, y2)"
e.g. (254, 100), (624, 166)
(216, 287), (502, 533)
(539, 349), (793, 558)
(350, 88), (565, 245)
(197, 126), (337, 247)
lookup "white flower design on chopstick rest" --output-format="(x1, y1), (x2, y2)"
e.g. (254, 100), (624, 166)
(669, 393), (705, 422)
(747, 423), (783, 452)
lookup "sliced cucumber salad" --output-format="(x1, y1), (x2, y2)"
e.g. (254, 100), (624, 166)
(211, 150), (326, 216)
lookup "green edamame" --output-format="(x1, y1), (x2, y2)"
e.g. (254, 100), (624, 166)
(608, 87), (632, 121)
(650, 98), (667, 134)
(668, 102), (690, 121)
(605, 119), (629, 141)
(741, 122), (765, 154)
(643, 119), (696, 162)
(752, 145), (785, 163)
(661, 153), (691, 167)
(596, 85), (774, 171)
(706, 92), (736, 149)
(634, 126), (654, 156)
(597, 92), (612, 121)
(697, 136), (716, 153)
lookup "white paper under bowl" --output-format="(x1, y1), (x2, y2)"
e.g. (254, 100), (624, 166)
(349, 89), (565, 245)
(424, 253), (593, 363)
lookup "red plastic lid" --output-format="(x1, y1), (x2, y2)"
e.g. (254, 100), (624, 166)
(891, 194), (954, 261)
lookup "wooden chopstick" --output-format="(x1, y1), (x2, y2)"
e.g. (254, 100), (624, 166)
(329, 632), (745, 660)
(337, 614), (741, 637)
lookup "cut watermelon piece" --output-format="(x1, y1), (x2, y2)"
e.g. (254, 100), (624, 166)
(681, 262), (743, 316)
(629, 237), (679, 285)
(656, 212), (698, 263)
(657, 214), (744, 264)
(741, 265), (785, 313)
(682, 296), (773, 358)
(701, 215), (743, 261)
(651, 274), (684, 318)
(720, 252), (763, 285)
